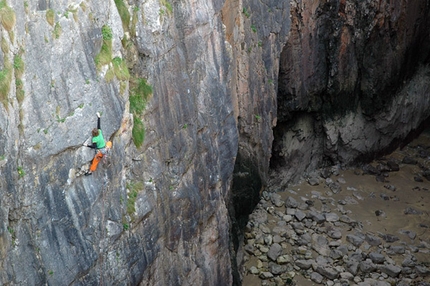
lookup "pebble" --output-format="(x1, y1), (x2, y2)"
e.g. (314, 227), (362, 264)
(242, 164), (430, 285)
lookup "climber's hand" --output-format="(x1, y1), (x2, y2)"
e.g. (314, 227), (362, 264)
(96, 112), (100, 118)
(83, 143), (88, 147)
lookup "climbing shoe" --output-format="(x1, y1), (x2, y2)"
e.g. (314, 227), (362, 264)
(85, 172), (92, 176)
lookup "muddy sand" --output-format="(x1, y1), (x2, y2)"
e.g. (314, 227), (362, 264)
(242, 132), (430, 285)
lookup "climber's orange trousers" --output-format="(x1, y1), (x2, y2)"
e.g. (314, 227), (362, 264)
(89, 151), (104, 172)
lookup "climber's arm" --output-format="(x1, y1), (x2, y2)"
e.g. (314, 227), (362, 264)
(85, 142), (97, 149)
(97, 116), (101, 130)
(82, 112), (101, 148)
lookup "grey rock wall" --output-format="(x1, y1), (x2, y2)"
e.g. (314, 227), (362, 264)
(1, 1), (129, 285)
(0, 0), (237, 285)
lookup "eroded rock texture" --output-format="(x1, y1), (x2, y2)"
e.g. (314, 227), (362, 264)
(222, 0), (290, 225)
(0, 1), (238, 285)
(273, 0), (430, 183)
(0, 0), (429, 285)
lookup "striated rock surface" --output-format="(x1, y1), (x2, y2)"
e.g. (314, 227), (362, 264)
(272, 0), (430, 183)
(0, 0), (429, 285)
(222, 0), (290, 221)
(0, 1), (239, 285)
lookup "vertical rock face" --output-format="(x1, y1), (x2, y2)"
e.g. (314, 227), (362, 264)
(221, 0), (290, 220)
(273, 0), (430, 183)
(0, 0), (429, 286)
(0, 2), (128, 285)
(133, 1), (238, 285)
(220, 1), (291, 282)
(0, 1), (237, 285)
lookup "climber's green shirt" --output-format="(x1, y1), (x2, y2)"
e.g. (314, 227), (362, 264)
(92, 129), (106, 149)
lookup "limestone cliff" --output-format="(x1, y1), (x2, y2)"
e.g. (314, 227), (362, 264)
(0, 0), (429, 285)
(0, 0), (237, 285)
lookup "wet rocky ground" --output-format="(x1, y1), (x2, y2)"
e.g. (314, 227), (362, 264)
(241, 133), (430, 286)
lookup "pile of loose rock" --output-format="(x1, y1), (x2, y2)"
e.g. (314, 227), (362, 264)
(241, 161), (430, 286)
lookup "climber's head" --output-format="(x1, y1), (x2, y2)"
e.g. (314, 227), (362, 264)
(92, 128), (99, 137)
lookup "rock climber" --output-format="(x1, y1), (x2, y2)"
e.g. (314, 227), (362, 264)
(83, 112), (107, 175)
